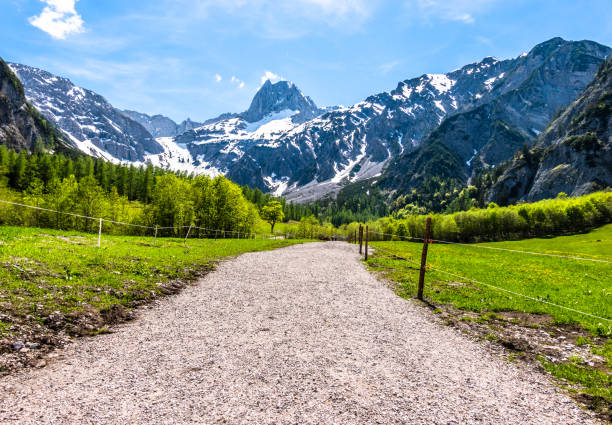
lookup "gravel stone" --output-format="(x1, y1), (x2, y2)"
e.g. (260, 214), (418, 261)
(0, 243), (600, 424)
(11, 342), (24, 352)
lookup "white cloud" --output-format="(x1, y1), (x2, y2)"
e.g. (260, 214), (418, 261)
(231, 76), (245, 88)
(29, 0), (84, 39)
(260, 70), (283, 85)
(409, 0), (498, 24)
(214, 73), (222, 82)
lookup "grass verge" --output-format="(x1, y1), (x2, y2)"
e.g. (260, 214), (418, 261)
(366, 224), (612, 419)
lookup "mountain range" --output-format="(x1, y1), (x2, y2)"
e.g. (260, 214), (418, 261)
(120, 110), (202, 139)
(376, 38), (611, 204)
(1, 37), (611, 207)
(8, 63), (162, 162)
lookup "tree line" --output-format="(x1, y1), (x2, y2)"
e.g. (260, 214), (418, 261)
(340, 191), (612, 243)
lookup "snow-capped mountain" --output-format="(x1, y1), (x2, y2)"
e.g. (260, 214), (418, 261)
(243, 80), (321, 123)
(121, 110), (202, 138)
(8, 63), (162, 162)
(145, 80), (331, 186)
(227, 58), (513, 200)
(152, 61), (515, 198)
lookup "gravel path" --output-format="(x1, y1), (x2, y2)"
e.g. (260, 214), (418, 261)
(0, 242), (599, 424)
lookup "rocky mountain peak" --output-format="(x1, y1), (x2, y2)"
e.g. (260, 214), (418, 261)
(177, 117), (202, 134)
(243, 80), (319, 123)
(529, 37), (567, 56)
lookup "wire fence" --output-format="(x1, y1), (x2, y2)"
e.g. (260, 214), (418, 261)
(361, 226), (612, 324)
(371, 245), (611, 323)
(367, 229), (612, 264)
(0, 198), (302, 245)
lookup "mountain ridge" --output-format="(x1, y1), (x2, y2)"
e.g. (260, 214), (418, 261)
(121, 110), (203, 138)
(487, 53), (612, 204)
(8, 62), (163, 162)
(373, 38), (611, 207)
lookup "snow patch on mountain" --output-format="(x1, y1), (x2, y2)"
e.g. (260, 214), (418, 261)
(245, 109), (299, 136)
(144, 137), (221, 176)
(264, 175), (291, 197)
(64, 131), (118, 163)
(428, 74), (455, 93)
(433, 100), (446, 113)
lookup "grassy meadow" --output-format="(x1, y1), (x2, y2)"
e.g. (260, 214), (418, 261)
(367, 224), (612, 414)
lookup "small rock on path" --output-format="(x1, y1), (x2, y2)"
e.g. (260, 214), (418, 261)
(0, 242), (599, 424)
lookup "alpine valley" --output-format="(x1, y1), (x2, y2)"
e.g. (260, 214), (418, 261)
(1, 37), (611, 209)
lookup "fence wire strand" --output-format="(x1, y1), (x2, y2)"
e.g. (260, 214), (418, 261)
(367, 229), (612, 264)
(369, 243), (612, 323)
(0, 199), (287, 240)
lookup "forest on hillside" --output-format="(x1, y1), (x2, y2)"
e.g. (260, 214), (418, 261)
(0, 146), (259, 235)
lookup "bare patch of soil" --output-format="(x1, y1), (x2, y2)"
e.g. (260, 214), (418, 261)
(0, 264), (216, 376)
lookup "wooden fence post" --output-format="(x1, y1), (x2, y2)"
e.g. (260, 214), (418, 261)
(97, 218), (102, 248)
(359, 224), (363, 254)
(154, 225), (158, 246)
(365, 225), (369, 260)
(417, 217), (432, 300)
(184, 224), (192, 244)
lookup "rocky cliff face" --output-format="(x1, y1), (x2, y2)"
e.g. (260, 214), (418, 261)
(9, 63), (162, 162)
(488, 54), (612, 204)
(377, 38), (611, 198)
(0, 58), (71, 153)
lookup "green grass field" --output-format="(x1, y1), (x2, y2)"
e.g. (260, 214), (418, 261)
(0, 226), (303, 342)
(368, 224), (612, 416)
(368, 224), (611, 332)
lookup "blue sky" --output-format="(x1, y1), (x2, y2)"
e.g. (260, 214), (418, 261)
(2, 0), (612, 122)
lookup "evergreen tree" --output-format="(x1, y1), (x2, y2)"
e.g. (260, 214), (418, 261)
(10, 151), (28, 190)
